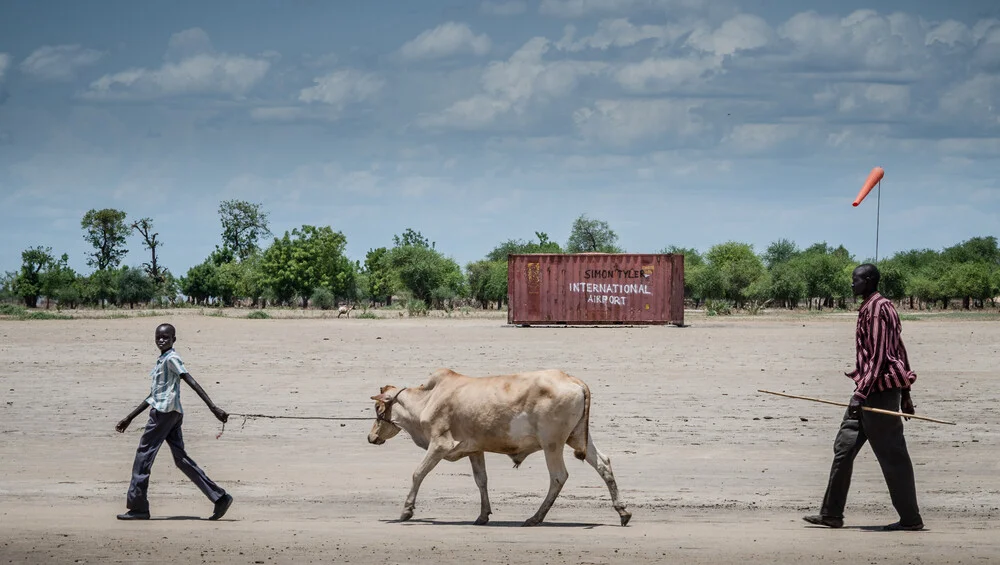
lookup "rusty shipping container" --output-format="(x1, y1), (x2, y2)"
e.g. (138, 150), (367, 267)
(507, 253), (684, 326)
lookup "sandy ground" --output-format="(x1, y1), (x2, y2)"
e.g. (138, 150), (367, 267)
(1, 310), (998, 564)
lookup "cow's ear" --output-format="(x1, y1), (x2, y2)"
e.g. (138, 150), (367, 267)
(370, 395), (382, 402)
(371, 392), (393, 403)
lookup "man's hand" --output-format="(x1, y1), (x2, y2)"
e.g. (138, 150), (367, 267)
(901, 391), (915, 421)
(847, 396), (864, 420)
(116, 417), (131, 433)
(210, 405), (229, 423)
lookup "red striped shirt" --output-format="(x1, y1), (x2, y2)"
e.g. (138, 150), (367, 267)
(848, 292), (917, 400)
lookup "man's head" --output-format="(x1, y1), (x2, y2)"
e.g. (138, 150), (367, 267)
(851, 263), (880, 297)
(155, 323), (176, 353)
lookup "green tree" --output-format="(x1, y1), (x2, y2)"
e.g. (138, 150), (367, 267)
(486, 231), (563, 261)
(566, 214), (623, 253)
(364, 247), (394, 305)
(763, 239), (799, 269)
(180, 261), (219, 305)
(117, 266), (156, 309)
(768, 262), (807, 309)
(131, 218), (164, 283)
(383, 231), (464, 307)
(81, 208), (130, 271)
(702, 241), (767, 307)
(13, 246), (54, 307)
(219, 199), (272, 261)
(260, 225), (355, 308)
(466, 260), (508, 309)
(40, 253), (79, 310)
(942, 262), (994, 309)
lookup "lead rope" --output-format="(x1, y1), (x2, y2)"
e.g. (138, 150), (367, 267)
(216, 413), (372, 439)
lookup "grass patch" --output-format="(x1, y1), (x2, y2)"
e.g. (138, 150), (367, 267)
(247, 310), (271, 319)
(0, 304), (27, 316)
(354, 311), (378, 319)
(19, 310), (74, 320)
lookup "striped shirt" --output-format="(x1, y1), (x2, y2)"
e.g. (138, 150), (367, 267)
(848, 292), (917, 400)
(146, 348), (187, 413)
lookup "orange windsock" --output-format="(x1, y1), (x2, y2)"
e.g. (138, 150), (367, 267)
(853, 167), (884, 207)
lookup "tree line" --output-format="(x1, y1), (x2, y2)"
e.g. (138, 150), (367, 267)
(3, 201), (999, 313)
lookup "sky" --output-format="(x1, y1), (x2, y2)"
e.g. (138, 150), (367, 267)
(1, 0), (999, 277)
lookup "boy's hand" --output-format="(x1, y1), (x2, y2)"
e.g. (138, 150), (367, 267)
(116, 418), (131, 433)
(211, 406), (229, 423)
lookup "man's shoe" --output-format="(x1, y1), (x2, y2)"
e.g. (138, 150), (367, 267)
(210, 494), (233, 521)
(803, 514), (844, 528)
(116, 510), (150, 520)
(883, 521), (924, 531)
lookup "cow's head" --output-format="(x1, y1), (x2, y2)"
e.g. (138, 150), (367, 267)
(368, 385), (404, 445)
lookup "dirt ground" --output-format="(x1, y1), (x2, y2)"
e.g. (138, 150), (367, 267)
(1, 310), (998, 564)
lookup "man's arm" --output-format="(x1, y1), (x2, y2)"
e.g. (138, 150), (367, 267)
(852, 302), (889, 402)
(180, 372), (228, 423)
(116, 401), (150, 432)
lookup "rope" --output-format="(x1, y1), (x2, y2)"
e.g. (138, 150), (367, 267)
(216, 412), (373, 439)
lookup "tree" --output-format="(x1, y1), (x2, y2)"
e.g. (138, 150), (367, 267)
(219, 199), (272, 261)
(260, 225), (355, 308)
(117, 266), (156, 309)
(364, 247), (394, 305)
(13, 246), (54, 307)
(486, 232), (562, 261)
(763, 239), (799, 269)
(661, 246), (703, 300)
(131, 218), (164, 283)
(566, 214), (623, 253)
(768, 262), (807, 309)
(466, 260), (508, 309)
(383, 232), (464, 307)
(81, 208), (130, 271)
(40, 253), (79, 310)
(180, 260), (219, 305)
(393, 228), (433, 248)
(702, 241), (767, 307)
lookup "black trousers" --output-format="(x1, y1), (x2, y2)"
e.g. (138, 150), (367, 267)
(820, 388), (921, 524)
(126, 408), (226, 513)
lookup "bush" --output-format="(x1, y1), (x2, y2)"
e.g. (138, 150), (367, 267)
(311, 287), (336, 310)
(247, 310), (271, 319)
(355, 311), (378, 319)
(406, 298), (428, 317)
(705, 299), (732, 316)
(0, 304), (27, 316)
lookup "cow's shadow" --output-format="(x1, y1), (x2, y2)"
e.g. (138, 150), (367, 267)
(386, 518), (603, 529)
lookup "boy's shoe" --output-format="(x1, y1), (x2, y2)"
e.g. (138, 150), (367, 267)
(802, 515), (844, 528)
(883, 521), (924, 531)
(210, 494), (233, 521)
(116, 510), (150, 520)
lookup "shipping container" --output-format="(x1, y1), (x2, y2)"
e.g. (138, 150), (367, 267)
(507, 253), (684, 326)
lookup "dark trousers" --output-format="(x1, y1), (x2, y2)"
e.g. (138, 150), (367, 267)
(126, 408), (226, 513)
(820, 388), (921, 524)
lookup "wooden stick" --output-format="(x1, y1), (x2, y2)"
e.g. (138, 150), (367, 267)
(757, 389), (956, 425)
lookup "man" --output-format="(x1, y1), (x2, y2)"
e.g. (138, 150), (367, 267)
(803, 263), (924, 531)
(115, 323), (234, 521)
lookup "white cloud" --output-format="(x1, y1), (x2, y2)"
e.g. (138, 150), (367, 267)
(925, 20), (973, 47)
(940, 74), (1000, 125)
(81, 28), (270, 100)
(539, 0), (704, 19)
(399, 22), (491, 60)
(685, 14), (772, 56)
(299, 69), (384, 109)
(418, 37), (605, 129)
(573, 98), (703, 145)
(480, 1), (527, 16)
(19, 45), (104, 81)
(0, 53), (9, 82)
(722, 123), (805, 152)
(556, 18), (683, 51)
(249, 106), (307, 121)
(615, 55), (716, 92)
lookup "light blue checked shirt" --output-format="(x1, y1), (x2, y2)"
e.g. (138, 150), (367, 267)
(146, 348), (187, 413)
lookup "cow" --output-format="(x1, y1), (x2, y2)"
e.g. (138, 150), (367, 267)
(367, 368), (632, 527)
(337, 304), (354, 318)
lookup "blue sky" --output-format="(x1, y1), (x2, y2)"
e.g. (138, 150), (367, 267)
(1, 0), (999, 277)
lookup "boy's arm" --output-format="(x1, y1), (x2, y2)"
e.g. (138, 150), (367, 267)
(116, 401), (150, 432)
(180, 372), (228, 423)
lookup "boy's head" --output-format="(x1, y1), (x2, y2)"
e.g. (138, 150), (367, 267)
(155, 323), (176, 353)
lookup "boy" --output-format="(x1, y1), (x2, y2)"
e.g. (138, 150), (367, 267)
(115, 323), (234, 521)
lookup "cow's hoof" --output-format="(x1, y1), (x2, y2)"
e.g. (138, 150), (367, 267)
(400, 509), (414, 522)
(474, 515), (490, 526)
(620, 511), (632, 527)
(521, 518), (541, 527)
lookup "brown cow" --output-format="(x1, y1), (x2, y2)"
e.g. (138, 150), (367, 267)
(368, 368), (631, 527)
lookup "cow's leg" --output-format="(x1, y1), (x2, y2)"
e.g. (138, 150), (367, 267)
(401, 447), (445, 521)
(469, 452), (492, 525)
(523, 445), (568, 526)
(585, 437), (631, 526)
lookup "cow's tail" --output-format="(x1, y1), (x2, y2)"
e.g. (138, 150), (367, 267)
(571, 380), (591, 461)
